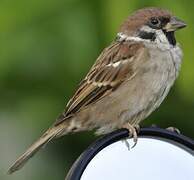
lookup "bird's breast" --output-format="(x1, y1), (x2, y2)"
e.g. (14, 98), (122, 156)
(143, 45), (182, 112)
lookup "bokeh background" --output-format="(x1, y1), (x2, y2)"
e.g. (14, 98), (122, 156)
(0, 0), (194, 179)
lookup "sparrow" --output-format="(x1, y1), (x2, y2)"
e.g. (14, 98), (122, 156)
(8, 7), (186, 174)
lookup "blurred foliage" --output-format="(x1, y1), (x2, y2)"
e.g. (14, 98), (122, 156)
(0, 0), (194, 180)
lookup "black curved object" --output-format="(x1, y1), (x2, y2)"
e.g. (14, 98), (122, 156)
(65, 127), (194, 180)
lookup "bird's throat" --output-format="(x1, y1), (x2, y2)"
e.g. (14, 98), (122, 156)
(163, 31), (176, 46)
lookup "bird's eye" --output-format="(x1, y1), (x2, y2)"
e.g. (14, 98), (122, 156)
(150, 18), (161, 27)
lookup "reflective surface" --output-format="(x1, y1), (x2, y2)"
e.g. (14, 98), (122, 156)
(81, 137), (194, 180)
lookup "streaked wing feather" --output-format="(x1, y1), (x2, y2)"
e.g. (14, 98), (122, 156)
(54, 41), (146, 125)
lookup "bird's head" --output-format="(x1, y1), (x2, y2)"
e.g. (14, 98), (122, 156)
(119, 7), (186, 46)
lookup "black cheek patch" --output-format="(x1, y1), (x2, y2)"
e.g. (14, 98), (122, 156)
(138, 31), (156, 41)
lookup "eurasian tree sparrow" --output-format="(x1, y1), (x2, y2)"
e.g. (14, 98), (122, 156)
(8, 7), (186, 174)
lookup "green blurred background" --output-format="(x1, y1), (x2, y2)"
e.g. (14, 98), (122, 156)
(0, 0), (194, 179)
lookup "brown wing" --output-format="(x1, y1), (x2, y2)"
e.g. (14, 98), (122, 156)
(54, 41), (147, 125)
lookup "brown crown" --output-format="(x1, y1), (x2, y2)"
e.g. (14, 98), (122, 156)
(119, 7), (172, 35)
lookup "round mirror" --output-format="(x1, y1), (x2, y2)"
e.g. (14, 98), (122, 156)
(66, 128), (194, 180)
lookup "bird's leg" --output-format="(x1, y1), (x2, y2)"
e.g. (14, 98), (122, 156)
(134, 124), (140, 133)
(122, 123), (139, 148)
(166, 127), (181, 134)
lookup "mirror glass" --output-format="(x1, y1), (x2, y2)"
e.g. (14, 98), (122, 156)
(81, 137), (194, 180)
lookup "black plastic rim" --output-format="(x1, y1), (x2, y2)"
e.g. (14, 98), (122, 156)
(65, 127), (194, 180)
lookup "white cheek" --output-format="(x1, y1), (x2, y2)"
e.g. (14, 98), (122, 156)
(140, 25), (156, 33)
(155, 30), (169, 44)
(140, 26), (170, 46)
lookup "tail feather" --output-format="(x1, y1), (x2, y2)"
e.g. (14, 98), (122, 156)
(8, 126), (64, 174)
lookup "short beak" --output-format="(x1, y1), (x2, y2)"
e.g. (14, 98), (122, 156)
(164, 16), (187, 32)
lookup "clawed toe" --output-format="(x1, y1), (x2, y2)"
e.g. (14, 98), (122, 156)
(122, 123), (139, 148)
(166, 126), (181, 134)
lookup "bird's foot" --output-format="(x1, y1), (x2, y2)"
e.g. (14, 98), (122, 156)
(166, 126), (181, 134)
(122, 123), (139, 148)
